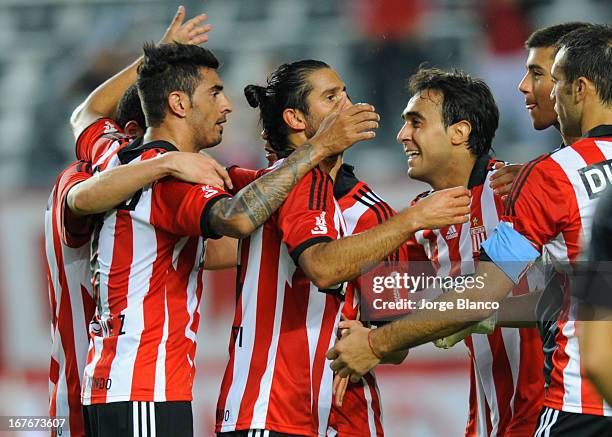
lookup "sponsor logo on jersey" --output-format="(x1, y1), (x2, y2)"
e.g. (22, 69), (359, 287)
(103, 121), (118, 134)
(201, 185), (219, 198)
(579, 158), (612, 199)
(445, 225), (458, 240)
(311, 211), (328, 235)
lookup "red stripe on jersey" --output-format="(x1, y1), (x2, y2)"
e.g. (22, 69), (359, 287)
(235, 227), (281, 427)
(50, 195), (86, 435)
(130, 229), (169, 399)
(502, 136), (612, 416)
(90, 211), (133, 403)
(412, 157), (545, 436)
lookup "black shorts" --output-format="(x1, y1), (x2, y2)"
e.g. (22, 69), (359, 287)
(83, 401), (192, 437)
(534, 406), (612, 436)
(217, 430), (302, 437)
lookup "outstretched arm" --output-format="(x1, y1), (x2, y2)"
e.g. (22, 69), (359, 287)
(70, 6), (211, 139)
(67, 151), (231, 216)
(298, 187), (470, 289)
(207, 101), (380, 238)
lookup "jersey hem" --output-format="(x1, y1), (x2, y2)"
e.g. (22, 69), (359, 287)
(216, 420), (311, 435)
(543, 399), (612, 416)
(82, 392), (193, 405)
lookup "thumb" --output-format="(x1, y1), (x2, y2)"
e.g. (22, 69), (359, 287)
(331, 94), (348, 114)
(169, 5), (185, 29)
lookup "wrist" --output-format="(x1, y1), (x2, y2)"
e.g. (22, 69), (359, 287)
(398, 208), (422, 236)
(309, 137), (330, 161)
(367, 329), (385, 360)
(158, 152), (179, 178)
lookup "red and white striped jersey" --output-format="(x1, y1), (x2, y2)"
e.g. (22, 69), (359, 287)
(410, 155), (545, 437)
(216, 163), (344, 436)
(45, 161), (97, 437)
(501, 125), (612, 417)
(82, 137), (230, 405)
(45, 118), (132, 436)
(327, 164), (405, 437)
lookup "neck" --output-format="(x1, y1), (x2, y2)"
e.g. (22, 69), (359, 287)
(580, 105), (612, 136)
(326, 156), (343, 182)
(143, 122), (197, 153)
(561, 133), (580, 146)
(429, 153), (477, 191)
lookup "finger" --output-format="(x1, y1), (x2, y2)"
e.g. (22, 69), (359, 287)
(213, 161), (233, 190)
(330, 358), (346, 372)
(335, 377), (349, 407)
(350, 374), (361, 384)
(189, 23), (213, 38)
(326, 348), (339, 360)
(200, 175), (225, 188)
(183, 13), (207, 32)
(168, 5), (186, 30)
(493, 161), (505, 169)
(338, 321), (353, 329)
(189, 34), (210, 45)
(354, 120), (380, 133)
(350, 110), (381, 124)
(345, 103), (376, 115)
(338, 367), (352, 379)
(448, 186), (470, 197)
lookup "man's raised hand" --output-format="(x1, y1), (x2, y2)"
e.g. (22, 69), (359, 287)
(159, 5), (212, 47)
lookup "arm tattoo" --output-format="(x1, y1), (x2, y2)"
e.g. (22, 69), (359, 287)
(208, 143), (319, 236)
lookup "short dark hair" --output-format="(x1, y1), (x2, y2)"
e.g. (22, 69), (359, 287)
(115, 84), (146, 130)
(557, 24), (612, 105)
(525, 22), (590, 49)
(137, 42), (219, 127)
(408, 68), (499, 156)
(244, 60), (330, 156)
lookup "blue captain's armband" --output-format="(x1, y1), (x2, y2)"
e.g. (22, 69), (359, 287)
(480, 221), (540, 284)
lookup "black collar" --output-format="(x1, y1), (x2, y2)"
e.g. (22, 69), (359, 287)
(584, 125), (612, 139)
(333, 164), (360, 199)
(467, 154), (493, 189)
(117, 137), (179, 164)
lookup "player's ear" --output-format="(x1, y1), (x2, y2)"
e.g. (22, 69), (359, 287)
(168, 91), (188, 118)
(124, 120), (144, 138)
(283, 108), (306, 132)
(450, 120), (471, 147)
(574, 76), (590, 103)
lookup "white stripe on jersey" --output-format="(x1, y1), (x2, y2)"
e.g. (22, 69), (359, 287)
(220, 227), (263, 432)
(153, 294), (169, 401)
(316, 307), (342, 437)
(133, 401), (140, 436)
(250, 241), (293, 428)
(500, 327), (520, 416)
(473, 358), (488, 437)
(341, 201), (369, 235)
(471, 333), (500, 437)
(106, 189), (155, 403)
(362, 376), (377, 437)
(306, 283), (326, 409)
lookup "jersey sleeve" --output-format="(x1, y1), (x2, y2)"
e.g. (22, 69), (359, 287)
(151, 178), (231, 239)
(75, 118), (123, 163)
(56, 161), (95, 247)
(278, 168), (339, 264)
(227, 166), (261, 195)
(500, 160), (570, 253)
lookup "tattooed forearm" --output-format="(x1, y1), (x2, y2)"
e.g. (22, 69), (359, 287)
(207, 142), (322, 238)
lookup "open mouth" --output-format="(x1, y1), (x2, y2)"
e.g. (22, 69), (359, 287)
(525, 103), (536, 110)
(406, 150), (421, 159)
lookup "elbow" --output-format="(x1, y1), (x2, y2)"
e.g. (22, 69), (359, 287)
(308, 264), (338, 290)
(70, 104), (85, 133)
(67, 188), (89, 217)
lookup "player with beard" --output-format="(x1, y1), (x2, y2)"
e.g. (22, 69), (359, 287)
(216, 60), (470, 437)
(329, 24), (612, 437)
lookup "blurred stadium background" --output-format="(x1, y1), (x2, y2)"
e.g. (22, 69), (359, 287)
(0, 0), (610, 435)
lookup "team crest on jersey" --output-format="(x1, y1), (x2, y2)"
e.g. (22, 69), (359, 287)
(201, 185), (219, 198)
(103, 120), (118, 134)
(311, 211), (328, 235)
(470, 225), (487, 253)
(445, 225), (458, 240)
(578, 158), (612, 199)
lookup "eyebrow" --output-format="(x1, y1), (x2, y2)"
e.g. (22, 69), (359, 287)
(402, 110), (424, 121)
(210, 84), (224, 92)
(527, 64), (545, 72)
(320, 85), (346, 97)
